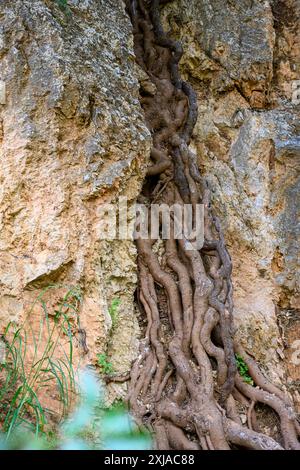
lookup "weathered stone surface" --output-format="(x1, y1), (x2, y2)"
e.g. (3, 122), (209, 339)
(0, 0), (151, 392)
(162, 0), (300, 407)
(0, 0), (299, 414)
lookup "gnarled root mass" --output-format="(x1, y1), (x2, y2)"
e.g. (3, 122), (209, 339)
(124, 0), (300, 450)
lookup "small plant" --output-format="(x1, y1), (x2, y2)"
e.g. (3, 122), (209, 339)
(235, 354), (254, 385)
(97, 354), (114, 375)
(0, 285), (81, 440)
(54, 0), (68, 10)
(53, 0), (72, 17)
(108, 298), (121, 331)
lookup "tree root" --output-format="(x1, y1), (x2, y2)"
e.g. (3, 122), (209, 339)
(124, 0), (300, 450)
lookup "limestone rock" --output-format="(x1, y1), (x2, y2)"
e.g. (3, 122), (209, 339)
(0, 0), (299, 414)
(0, 0), (151, 393)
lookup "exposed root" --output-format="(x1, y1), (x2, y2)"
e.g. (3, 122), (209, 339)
(124, 0), (300, 450)
(225, 420), (283, 450)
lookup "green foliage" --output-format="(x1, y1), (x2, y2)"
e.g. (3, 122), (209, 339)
(54, 0), (68, 11)
(0, 285), (81, 440)
(0, 285), (151, 450)
(108, 298), (121, 331)
(53, 0), (71, 18)
(97, 354), (114, 375)
(0, 370), (152, 450)
(235, 354), (254, 385)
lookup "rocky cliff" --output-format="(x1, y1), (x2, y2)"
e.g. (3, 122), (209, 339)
(160, 0), (300, 409)
(0, 0), (299, 416)
(0, 0), (151, 402)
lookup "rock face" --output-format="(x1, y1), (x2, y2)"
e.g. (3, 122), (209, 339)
(0, 0), (150, 397)
(161, 0), (300, 408)
(0, 0), (299, 413)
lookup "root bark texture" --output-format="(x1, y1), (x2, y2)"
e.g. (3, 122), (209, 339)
(124, 0), (300, 450)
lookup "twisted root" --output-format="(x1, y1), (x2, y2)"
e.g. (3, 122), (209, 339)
(124, 0), (300, 450)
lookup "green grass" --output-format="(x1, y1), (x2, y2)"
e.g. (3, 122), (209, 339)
(0, 285), (81, 440)
(0, 369), (152, 450)
(235, 353), (254, 386)
(0, 287), (152, 450)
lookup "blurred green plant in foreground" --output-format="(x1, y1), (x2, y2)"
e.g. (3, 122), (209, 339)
(0, 369), (152, 450)
(0, 285), (151, 450)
